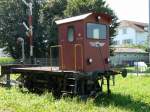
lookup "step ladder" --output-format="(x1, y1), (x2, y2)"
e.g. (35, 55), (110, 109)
(61, 74), (78, 95)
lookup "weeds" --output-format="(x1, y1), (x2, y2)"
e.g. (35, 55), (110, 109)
(0, 76), (149, 112)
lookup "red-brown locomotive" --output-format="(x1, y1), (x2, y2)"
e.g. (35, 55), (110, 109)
(1, 13), (127, 97)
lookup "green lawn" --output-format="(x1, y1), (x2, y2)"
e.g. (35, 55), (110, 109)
(0, 57), (15, 64)
(0, 75), (150, 112)
(125, 67), (150, 73)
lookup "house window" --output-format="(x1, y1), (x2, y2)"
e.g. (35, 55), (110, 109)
(67, 26), (74, 42)
(122, 39), (133, 44)
(122, 28), (127, 34)
(113, 40), (120, 45)
(87, 23), (107, 39)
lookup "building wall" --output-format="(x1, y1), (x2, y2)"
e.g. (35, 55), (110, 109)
(114, 27), (148, 46)
(114, 27), (136, 45)
(135, 32), (148, 45)
(110, 52), (149, 66)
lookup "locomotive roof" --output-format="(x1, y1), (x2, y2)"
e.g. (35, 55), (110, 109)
(55, 13), (92, 25)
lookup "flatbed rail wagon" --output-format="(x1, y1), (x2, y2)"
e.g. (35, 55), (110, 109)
(1, 13), (127, 97)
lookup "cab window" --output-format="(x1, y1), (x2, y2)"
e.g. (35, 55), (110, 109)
(67, 26), (74, 42)
(87, 23), (107, 39)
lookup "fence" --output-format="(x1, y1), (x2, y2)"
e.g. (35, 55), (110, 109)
(0, 58), (59, 67)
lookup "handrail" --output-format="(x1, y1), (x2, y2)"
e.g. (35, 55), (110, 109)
(74, 44), (83, 71)
(50, 45), (64, 71)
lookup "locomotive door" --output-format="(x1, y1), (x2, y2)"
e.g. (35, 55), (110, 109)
(74, 44), (83, 71)
(62, 25), (84, 71)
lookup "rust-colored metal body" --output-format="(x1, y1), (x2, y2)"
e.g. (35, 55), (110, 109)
(57, 13), (112, 72)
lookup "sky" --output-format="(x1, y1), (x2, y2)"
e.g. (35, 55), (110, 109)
(105, 0), (149, 23)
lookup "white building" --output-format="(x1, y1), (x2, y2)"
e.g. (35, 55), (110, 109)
(113, 20), (148, 46)
(0, 48), (9, 57)
(110, 47), (149, 66)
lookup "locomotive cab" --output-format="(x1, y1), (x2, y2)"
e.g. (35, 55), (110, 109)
(56, 13), (112, 72)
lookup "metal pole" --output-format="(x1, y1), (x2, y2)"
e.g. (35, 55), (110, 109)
(29, 1), (34, 64)
(149, 0), (150, 33)
(22, 0), (34, 64)
(22, 39), (25, 62)
(148, 1), (150, 66)
(17, 37), (25, 63)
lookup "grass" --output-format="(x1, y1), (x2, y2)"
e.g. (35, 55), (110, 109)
(0, 57), (15, 64)
(0, 75), (150, 112)
(125, 67), (150, 73)
(125, 67), (135, 72)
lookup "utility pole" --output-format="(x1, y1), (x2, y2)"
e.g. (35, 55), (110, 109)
(22, 0), (34, 64)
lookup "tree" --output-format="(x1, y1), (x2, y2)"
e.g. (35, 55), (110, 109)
(0, 0), (27, 58)
(0, 0), (67, 59)
(64, 0), (118, 55)
(0, 0), (117, 59)
(41, 0), (67, 44)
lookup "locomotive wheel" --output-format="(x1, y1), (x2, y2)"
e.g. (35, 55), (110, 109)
(121, 69), (127, 78)
(49, 77), (63, 98)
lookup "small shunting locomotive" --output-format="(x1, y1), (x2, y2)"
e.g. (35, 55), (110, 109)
(1, 12), (127, 97)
